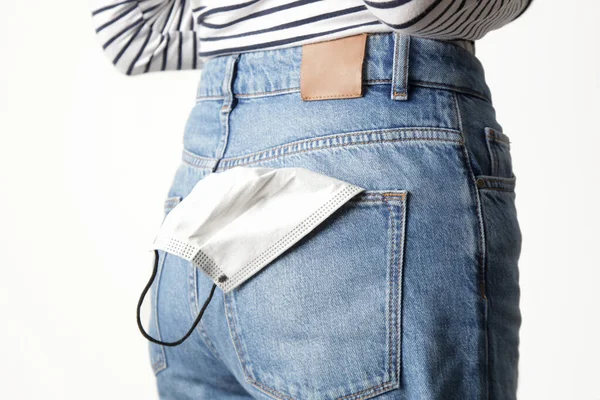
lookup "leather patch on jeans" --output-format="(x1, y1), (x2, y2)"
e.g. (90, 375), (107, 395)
(300, 33), (367, 101)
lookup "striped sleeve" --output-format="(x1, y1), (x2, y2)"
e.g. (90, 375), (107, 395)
(90, 0), (202, 75)
(361, 0), (531, 41)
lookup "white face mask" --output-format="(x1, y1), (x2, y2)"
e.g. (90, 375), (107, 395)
(137, 166), (364, 346)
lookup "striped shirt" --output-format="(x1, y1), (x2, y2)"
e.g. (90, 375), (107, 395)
(90, 0), (533, 76)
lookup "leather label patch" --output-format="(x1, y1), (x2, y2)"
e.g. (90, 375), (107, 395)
(300, 33), (367, 101)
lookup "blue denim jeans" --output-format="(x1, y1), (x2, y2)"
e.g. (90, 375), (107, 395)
(147, 33), (522, 400)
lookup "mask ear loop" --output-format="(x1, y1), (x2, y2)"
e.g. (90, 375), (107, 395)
(136, 249), (217, 347)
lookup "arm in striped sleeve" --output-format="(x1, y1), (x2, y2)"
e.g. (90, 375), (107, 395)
(361, 0), (532, 41)
(90, 0), (202, 76)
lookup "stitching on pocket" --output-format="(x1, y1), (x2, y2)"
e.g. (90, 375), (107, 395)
(223, 189), (408, 400)
(484, 127), (513, 178)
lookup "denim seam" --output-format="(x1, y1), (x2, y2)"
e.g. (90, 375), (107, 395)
(479, 186), (516, 193)
(222, 193), (406, 400)
(195, 79), (489, 102)
(181, 128), (463, 171)
(223, 291), (257, 394)
(488, 130), (497, 176)
(247, 376), (398, 400)
(385, 198), (396, 387)
(202, 128), (463, 170)
(476, 175), (517, 192)
(484, 127), (514, 179)
(410, 80), (491, 103)
(188, 265), (223, 363)
(151, 251), (168, 375)
(453, 92), (490, 400)
(216, 137), (462, 170)
(384, 193), (407, 387)
(485, 127), (511, 146)
(396, 192), (408, 384)
(182, 149), (219, 170)
(195, 94), (226, 102)
(486, 134), (498, 177)
(229, 80), (395, 99)
(479, 202), (492, 400)
(235, 87), (300, 98)
(483, 127), (515, 184)
(216, 55), (239, 162)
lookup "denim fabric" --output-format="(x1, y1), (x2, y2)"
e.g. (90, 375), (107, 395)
(148, 33), (522, 400)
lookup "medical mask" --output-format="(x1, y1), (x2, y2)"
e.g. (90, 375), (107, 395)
(137, 166), (365, 346)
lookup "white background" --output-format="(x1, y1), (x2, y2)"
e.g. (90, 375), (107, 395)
(1, 1), (598, 399)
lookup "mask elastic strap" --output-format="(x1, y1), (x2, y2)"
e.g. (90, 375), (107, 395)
(136, 249), (217, 347)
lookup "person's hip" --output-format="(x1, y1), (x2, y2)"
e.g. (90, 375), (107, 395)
(155, 32), (521, 400)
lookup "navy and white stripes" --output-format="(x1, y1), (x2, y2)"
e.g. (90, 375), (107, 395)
(91, 0), (532, 75)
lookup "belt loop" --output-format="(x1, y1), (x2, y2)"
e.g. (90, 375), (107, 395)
(391, 33), (411, 101)
(215, 54), (240, 163)
(219, 54), (240, 116)
(222, 54), (239, 101)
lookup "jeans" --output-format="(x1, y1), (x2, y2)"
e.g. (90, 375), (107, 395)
(147, 33), (522, 400)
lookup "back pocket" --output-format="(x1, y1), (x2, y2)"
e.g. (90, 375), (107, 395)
(224, 189), (408, 400)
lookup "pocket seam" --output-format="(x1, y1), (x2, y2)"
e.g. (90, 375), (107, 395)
(484, 127), (513, 179)
(484, 127), (511, 147)
(223, 189), (408, 400)
(150, 250), (169, 375)
(476, 175), (516, 192)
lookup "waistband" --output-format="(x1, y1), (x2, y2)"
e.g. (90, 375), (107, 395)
(195, 33), (492, 104)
